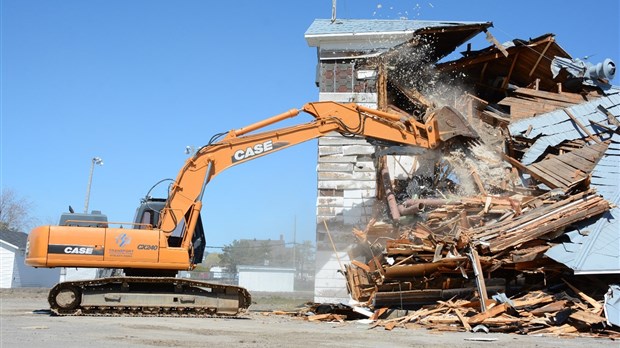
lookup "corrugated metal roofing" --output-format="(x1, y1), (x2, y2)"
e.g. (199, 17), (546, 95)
(507, 87), (619, 274)
(539, 108), (620, 274)
(509, 89), (620, 165)
(305, 19), (489, 36)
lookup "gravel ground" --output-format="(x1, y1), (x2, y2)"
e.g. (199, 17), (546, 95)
(1, 288), (617, 348)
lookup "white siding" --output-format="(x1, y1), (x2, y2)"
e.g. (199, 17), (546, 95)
(14, 252), (60, 287)
(314, 250), (350, 303)
(314, 92), (378, 303)
(1, 244), (61, 288)
(0, 245), (16, 288)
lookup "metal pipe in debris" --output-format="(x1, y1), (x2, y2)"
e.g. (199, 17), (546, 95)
(398, 201), (425, 216)
(381, 167), (401, 221)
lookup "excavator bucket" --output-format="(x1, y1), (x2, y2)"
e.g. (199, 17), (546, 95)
(427, 106), (479, 142)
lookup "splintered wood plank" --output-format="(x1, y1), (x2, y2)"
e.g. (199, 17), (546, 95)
(471, 169), (488, 195)
(523, 141), (608, 188)
(371, 307), (389, 321)
(510, 245), (550, 263)
(307, 314), (332, 321)
(512, 294), (554, 309)
(503, 153), (560, 190)
(559, 152), (596, 170)
(502, 51), (520, 89)
(351, 260), (371, 272)
(597, 104), (620, 126)
(421, 315), (460, 325)
(469, 247), (489, 312)
(569, 310), (607, 325)
(530, 323), (579, 335)
(384, 321), (398, 331)
(514, 88), (586, 104)
(573, 143), (607, 160)
(487, 193), (610, 252)
(539, 157), (585, 180)
(562, 278), (603, 312)
(529, 162), (573, 187)
(461, 299), (497, 310)
(454, 308), (472, 331)
(344, 265), (361, 301)
(468, 302), (509, 324)
(529, 300), (568, 316)
(564, 109), (602, 143)
(529, 39), (553, 76)
(474, 314), (522, 325)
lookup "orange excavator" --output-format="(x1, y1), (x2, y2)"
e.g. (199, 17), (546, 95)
(25, 101), (476, 316)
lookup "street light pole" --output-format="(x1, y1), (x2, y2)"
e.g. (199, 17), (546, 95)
(84, 156), (104, 213)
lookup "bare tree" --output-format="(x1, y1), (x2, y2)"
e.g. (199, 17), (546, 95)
(0, 188), (36, 232)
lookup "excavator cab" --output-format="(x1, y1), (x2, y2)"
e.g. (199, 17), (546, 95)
(133, 197), (205, 265)
(133, 197), (166, 230)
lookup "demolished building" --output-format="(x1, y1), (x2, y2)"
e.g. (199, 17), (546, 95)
(304, 18), (619, 335)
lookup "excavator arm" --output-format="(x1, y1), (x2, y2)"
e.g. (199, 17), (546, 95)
(26, 101), (474, 272)
(159, 101), (474, 254)
(24, 100), (475, 317)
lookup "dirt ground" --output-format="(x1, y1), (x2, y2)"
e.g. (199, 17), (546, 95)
(1, 288), (617, 348)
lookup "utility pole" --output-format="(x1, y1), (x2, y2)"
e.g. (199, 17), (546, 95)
(293, 215), (297, 275)
(84, 156), (104, 213)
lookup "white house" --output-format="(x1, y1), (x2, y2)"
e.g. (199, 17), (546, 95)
(0, 228), (59, 288)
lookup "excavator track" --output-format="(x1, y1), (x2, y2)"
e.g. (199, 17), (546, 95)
(47, 276), (251, 317)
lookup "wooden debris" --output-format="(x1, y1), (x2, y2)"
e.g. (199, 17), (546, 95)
(468, 302), (509, 324)
(307, 314), (346, 322)
(329, 31), (618, 340)
(569, 310), (607, 325)
(338, 184), (615, 337)
(562, 278), (603, 313)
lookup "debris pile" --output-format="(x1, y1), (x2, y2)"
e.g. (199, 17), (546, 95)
(339, 31), (619, 337)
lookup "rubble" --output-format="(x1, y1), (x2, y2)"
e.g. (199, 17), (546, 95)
(335, 28), (619, 337)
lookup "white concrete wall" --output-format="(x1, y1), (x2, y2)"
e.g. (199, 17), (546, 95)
(238, 266), (295, 292)
(62, 267), (97, 281)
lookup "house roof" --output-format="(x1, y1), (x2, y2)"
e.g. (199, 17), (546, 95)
(305, 19), (492, 62)
(305, 19), (489, 37)
(508, 89), (620, 274)
(0, 227), (28, 249)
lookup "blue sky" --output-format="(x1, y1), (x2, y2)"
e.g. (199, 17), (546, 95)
(2, 0), (619, 249)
